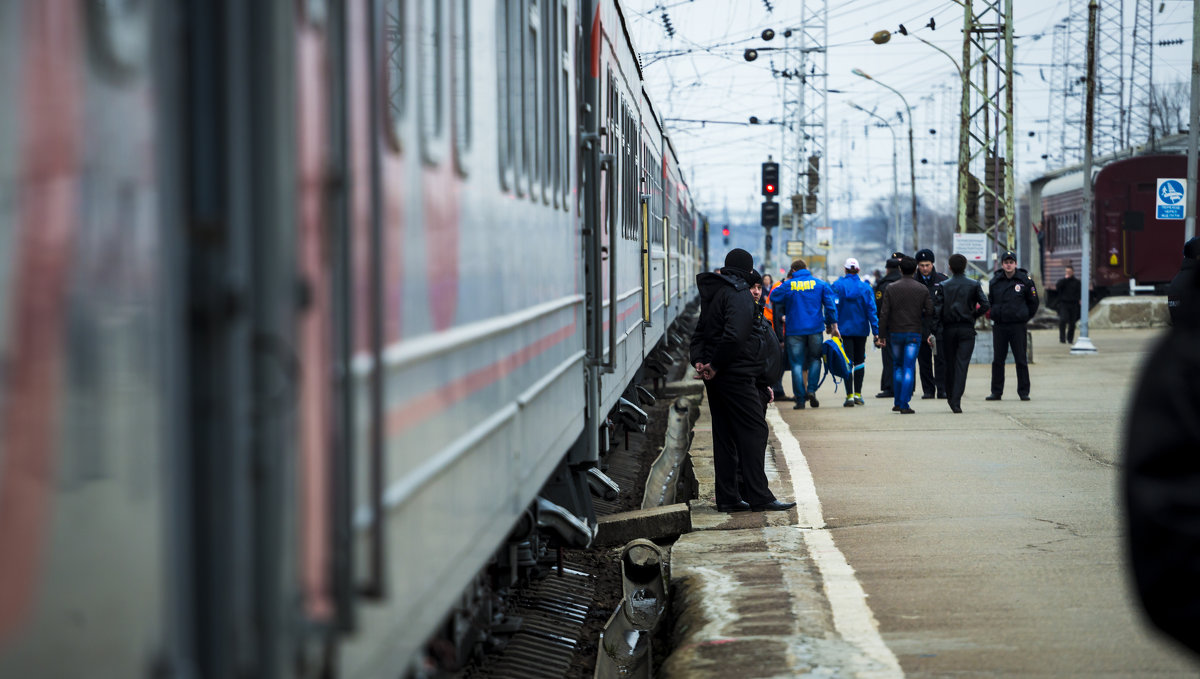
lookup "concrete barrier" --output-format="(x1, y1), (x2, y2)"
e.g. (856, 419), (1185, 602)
(1086, 295), (1169, 329)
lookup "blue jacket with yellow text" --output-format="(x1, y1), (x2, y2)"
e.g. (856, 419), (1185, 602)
(769, 269), (838, 336)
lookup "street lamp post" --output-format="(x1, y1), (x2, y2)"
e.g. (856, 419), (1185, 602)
(853, 68), (917, 251)
(850, 103), (900, 251)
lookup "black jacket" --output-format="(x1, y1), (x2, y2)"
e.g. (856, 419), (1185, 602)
(1055, 276), (1081, 305)
(1124, 321), (1200, 656)
(916, 267), (949, 294)
(879, 276), (934, 336)
(874, 270), (901, 307)
(1167, 258), (1199, 327)
(690, 269), (761, 377)
(932, 274), (990, 334)
(988, 268), (1040, 324)
(754, 307), (784, 389)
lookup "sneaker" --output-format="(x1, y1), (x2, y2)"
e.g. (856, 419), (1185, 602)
(985, 394), (1002, 401)
(853, 395), (865, 405)
(809, 394), (820, 408)
(844, 398), (855, 407)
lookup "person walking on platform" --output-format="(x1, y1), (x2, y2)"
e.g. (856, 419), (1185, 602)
(986, 250), (1039, 402)
(1055, 265), (1081, 344)
(914, 249), (949, 399)
(878, 256), (933, 414)
(873, 256), (903, 398)
(1167, 236), (1200, 326)
(932, 254), (990, 414)
(690, 249), (794, 513)
(770, 259), (840, 410)
(831, 257), (878, 406)
(761, 273), (789, 400)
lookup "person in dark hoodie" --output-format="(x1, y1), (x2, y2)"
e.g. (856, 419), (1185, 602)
(1167, 236), (1200, 326)
(986, 250), (1039, 401)
(878, 256), (933, 414)
(690, 249), (796, 513)
(874, 255), (904, 398)
(1124, 244), (1200, 657)
(914, 248), (949, 399)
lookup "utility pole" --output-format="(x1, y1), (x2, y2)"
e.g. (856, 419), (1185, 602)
(1128, 0), (1155, 146)
(1073, 0), (1099, 355)
(1188, 0), (1199, 243)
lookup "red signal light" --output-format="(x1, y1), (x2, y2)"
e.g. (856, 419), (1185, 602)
(722, 227), (730, 236)
(765, 184), (775, 194)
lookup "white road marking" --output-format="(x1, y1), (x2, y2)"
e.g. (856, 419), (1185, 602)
(766, 406), (905, 678)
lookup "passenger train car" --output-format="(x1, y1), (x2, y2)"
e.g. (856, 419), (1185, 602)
(0, 1), (701, 677)
(1040, 153), (1191, 299)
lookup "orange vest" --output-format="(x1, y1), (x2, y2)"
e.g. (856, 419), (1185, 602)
(763, 282), (781, 324)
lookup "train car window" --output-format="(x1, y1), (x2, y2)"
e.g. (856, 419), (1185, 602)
(385, 0), (405, 150)
(85, 0), (150, 80)
(509, 1), (525, 195)
(543, 0), (557, 206)
(526, 0), (541, 199)
(560, 0), (570, 211)
(419, 0), (444, 163)
(452, 0), (471, 174)
(496, 3), (512, 190)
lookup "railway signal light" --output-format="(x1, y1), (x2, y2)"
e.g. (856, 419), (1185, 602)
(761, 200), (780, 227)
(722, 226), (730, 246)
(761, 161), (779, 196)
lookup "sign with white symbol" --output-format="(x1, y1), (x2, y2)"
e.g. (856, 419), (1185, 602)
(786, 240), (804, 256)
(953, 233), (989, 261)
(1156, 178), (1186, 220)
(815, 227), (833, 249)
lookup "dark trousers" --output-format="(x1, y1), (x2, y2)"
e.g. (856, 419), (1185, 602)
(1058, 302), (1080, 343)
(843, 335), (867, 394)
(918, 331), (946, 397)
(991, 322), (1030, 397)
(941, 323), (976, 408)
(704, 374), (775, 506)
(879, 341), (894, 394)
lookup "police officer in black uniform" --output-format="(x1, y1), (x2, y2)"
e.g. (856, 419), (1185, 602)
(914, 248), (949, 399)
(932, 254), (990, 413)
(986, 250), (1039, 401)
(873, 254), (904, 398)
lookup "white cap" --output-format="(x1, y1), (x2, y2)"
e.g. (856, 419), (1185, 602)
(844, 257), (860, 270)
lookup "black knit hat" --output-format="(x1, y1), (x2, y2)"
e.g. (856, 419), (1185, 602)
(915, 248), (935, 263)
(748, 268), (763, 285)
(724, 248), (754, 272)
(885, 258), (900, 269)
(1185, 236), (1200, 259)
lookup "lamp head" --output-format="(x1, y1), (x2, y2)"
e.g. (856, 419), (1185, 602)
(852, 68), (872, 80)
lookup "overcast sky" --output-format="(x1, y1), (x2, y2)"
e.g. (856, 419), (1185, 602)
(624, 0), (1196, 226)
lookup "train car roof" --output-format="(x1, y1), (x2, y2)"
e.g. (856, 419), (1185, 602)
(641, 87), (665, 138)
(1041, 170), (1085, 198)
(612, 1), (644, 81)
(1032, 133), (1191, 187)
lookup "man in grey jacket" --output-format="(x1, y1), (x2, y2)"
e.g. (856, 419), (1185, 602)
(932, 254), (990, 414)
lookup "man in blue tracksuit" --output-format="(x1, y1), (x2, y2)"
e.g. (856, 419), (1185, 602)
(831, 258), (879, 406)
(770, 258), (839, 409)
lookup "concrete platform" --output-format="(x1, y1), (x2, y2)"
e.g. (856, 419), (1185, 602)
(1087, 295), (1168, 328)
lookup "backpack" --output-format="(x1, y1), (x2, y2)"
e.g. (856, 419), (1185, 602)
(816, 336), (853, 393)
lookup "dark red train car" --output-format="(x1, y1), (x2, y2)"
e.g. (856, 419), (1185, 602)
(1042, 154), (1191, 297)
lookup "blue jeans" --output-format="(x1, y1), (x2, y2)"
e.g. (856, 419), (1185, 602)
(889, 332), (921, 409)
(786, 334), (823, 400)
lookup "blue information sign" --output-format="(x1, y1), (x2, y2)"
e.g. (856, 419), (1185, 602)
(1156, 178), (1186, 220)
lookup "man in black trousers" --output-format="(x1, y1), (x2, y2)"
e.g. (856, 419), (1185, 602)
(873, 256), (903, 398)
(1055, 265), (1081, 344)
(690, 249), (795, 514)
(932, 254), (990, 413)
(914, 248), (949, 399)
(987, 250), (1039, 401)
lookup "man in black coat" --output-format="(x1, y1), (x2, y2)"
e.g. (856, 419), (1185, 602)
(873, 256), (903, 398)
(1055, 265), (1081, 344)
(1124, 257), (1200, 656)
(1167, 236), (1200, 327)
(986, 250), (1039, 401)
(690, 249), (794, 513)
(914, 248), (950, 399)
(932, 254), (990, 414)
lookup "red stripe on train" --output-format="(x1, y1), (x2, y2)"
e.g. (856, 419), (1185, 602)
(0, 0), (80, 645)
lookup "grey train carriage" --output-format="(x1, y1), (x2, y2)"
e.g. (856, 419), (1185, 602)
(0, 0), (701, 677)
